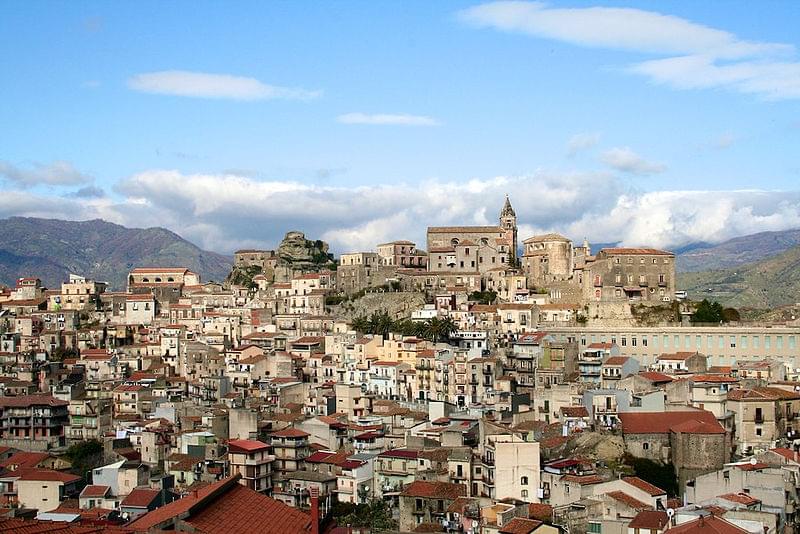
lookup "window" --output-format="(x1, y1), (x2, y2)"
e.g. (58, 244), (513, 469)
(521, 476), (529, 485)
(521, 489), (529, 499)
(642, 442), (649, 450)
(588, 521), (601, 533)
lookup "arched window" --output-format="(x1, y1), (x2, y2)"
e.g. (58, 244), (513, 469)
(451, 238), (459, 246)
(154, 277), (162, 282)
(142, 277), (149, 282)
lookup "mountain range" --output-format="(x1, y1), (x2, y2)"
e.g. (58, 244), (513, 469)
(0, 217), (231, 290)
(675, 228), (800, 272)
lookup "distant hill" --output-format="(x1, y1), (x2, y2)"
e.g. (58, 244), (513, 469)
(676, 228), (800, 272)
(677, 244), (800, 308)
(0, 217), (231, 290)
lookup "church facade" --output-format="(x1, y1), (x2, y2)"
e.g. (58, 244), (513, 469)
(425, 197), (518, 275)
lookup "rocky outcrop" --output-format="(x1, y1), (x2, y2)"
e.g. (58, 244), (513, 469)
(277, 231), (333, 267)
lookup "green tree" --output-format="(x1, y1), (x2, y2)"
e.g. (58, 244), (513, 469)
(691, 299), (725, 323)
(64, 439), (104, 482)
(423, 316), (458, 343)
(338, 499), (398, 532)
(468, 290), (497, 305)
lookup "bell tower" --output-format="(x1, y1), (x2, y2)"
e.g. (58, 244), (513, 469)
(499, 195), (518, 263)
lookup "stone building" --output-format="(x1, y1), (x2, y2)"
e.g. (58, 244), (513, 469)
(521, 233), (573, 287)
(619, 409), (730, 489)
(727, 387), (800, 455)
(376, 241), (427, 268)
(581, 248), (676, 303)
(426, 197), (518, 275)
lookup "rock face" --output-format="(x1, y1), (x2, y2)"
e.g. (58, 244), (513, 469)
(277, 231), (332, 266)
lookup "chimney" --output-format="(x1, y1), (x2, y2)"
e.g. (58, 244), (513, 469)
(310, 486), (320, 534)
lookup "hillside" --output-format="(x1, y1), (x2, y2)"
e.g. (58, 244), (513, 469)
(676, 228), (800, 272)
(0, 217), (231, 289)
(678, 244), (800, 308)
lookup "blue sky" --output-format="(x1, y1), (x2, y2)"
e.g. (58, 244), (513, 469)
(1, 1), (799, 254)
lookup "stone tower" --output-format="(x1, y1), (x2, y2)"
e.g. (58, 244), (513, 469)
(499, 195), (518, 263)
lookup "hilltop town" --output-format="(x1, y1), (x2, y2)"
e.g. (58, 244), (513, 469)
(0, 197), (797, 533)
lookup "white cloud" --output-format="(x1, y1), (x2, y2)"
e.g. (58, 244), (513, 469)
(4, 168), (800, 258)
(566, 132), (600, 156)
(460, 1), (800, 100)
(565, 190), (800, 250)
(632, 55), (800, 100)
(0, 160), (93, 187)
(459, 2), (788, 58)
(128, 70), (321, 101)
(337, 113), (440, 126)
(601, 147), (666, 175)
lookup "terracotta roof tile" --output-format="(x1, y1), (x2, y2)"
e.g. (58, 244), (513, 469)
(499, 518), (544, 534)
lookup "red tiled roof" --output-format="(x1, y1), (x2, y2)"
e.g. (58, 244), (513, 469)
(619, 410), (723, 435)
(587, 342), (614, 350)
(16, 468), (80, 483)
(719, 492), (760, 505)
(691, 375), (739, 383)
(734, 462), (769, 471)
(128, 475), (312, 533)
(560, 406), (589, 418)
(121, 488), (160, 508)
(606, 490), (651, 511)
(499, 518), (544, 534)
(664, 514), (747, 534)
(629, 510), (669, 530)
(769, 447), (800, 463)
(228, 439), (270, 453)
(528, 503), (553, 522)
(604, 356), (629, 366)
(622, 476), (667, 496)
(80, 485), (111, 497)
(638, 371), (674, 383)
(0, 452), (50, 470)
(271, 428), (310, 438)
(728, 387), (800, 401)
(401, 480), (465, 500)
(0, 394), (67, 408)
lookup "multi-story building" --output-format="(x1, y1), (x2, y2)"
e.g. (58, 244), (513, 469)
(727, 387), (800, 455)
(0, 394), (69, 449)
(376, 241), (427, 268)
(271, 428), (311, 476)
(545, 325), (800, 369)
(227, 439), (275, 494)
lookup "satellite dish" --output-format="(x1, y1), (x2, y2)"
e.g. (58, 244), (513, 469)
(666, 508), (674, 518)
(750, 457), (757, 465)
(472, 520), (479, 528)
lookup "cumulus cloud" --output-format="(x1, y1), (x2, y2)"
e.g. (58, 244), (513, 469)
(566, 132), (600, 157)
(3, 168), (800, 257)
(128, 70), (321, 101)
(565, 190), (800, 249)
(337, 113), (440, 126)
(601, 147), (666, 175)
(0, 160), (93, 187)
(459, 1), (800, 100)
